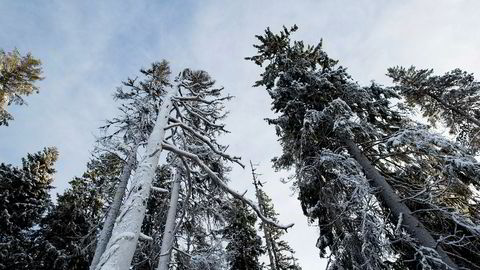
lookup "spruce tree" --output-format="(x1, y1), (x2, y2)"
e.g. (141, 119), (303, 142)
(247, 26), (401, 269)
(224, 200), (264, 270)
(250, 162), (301, 270)
(0, 147), (58, 269)
(0, 48), (43, 125)
(247, 26), (480, 269)
(33, 153), (123, 270)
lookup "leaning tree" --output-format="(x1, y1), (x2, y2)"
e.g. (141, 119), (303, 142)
(250, 162), (302, 270)
(96, 65), (292, 270)
(247, 26), (480, 269)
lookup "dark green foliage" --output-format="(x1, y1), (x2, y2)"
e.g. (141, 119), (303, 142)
(224, 201), (264, 270)
(256, 189), (301, 270)
(33, 153), (123, 270)
(0, 147), (58, 269)
(0, 49), (43, 125)
(247, 26), (399, 269)
(247, 26), (480, 269)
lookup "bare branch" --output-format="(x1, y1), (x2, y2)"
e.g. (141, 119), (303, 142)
(168, 118), (244, 168)
(162, 142), (294, 230)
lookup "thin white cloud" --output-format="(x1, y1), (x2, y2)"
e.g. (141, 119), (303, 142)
(1, 0), (480, 269)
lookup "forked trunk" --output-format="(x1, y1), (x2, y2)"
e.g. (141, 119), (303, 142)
(96, 87), (177, 270)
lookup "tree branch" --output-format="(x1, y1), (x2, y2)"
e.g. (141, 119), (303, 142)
(161, 142), (294, 230)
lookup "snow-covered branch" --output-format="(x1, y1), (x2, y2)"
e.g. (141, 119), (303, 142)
(167, 117), (244, 168)
(161, 142), (294, 230)
(177, 100), (228, 131)
(172, 94), (232, 105)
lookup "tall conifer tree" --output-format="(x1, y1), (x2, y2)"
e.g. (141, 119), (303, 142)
(0, 49), (43, 125)
(0, 147), (57, 269)
(224, 200), (264, 270)
(33, 153), (123, 270)
(247, 26), (480, 269)
(250, 162), (301, 270)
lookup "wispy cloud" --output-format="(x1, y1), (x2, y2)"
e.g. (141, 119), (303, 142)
(1, 0), (480, 268)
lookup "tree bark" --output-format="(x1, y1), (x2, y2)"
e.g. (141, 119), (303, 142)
(156, 169), (181, 270)
(90, 145), (138, 270)
(96, 87), (177, 270)
(342, 138), (458, 269)
(428, 93), (480, 127)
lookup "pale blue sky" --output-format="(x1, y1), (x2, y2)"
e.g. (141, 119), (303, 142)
(2, 1), (480, 269)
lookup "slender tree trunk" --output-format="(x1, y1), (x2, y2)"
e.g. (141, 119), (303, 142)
(157, 169), (181, 270)
(90, 145), (138, 270)
(250, 161), (277, 270)
(96, 87), (177, 270)
(342, 138), (458, 269)
(263, 228), (277, 270)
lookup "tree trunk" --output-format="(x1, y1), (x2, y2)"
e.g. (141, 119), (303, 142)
(157, 169), (181, 270)
(96, 87), (177, 270)
(262, 227), (277, 270)
(90, 145), (138, 270)
(342, 138), (458, 269)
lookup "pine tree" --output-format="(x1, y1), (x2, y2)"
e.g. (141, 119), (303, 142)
(247, 26), (401, 269)
(387, 66), (480, 153)
(0, 147), (58, 269)
(33, 153), (123, 270)
(0, 48), (43, 125)
(224, 200), (264, 270)
(250, 162), (301, 270)
(247, 26), (480, 269)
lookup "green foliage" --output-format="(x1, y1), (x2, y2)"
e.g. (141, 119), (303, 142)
(33, 153), (123, 270)
(248, 26), (480, 269)
(224, 200), (264, 270)
(131, 166), (170, 270)
(256, 189), (301, 270)
(0, 48), (43, 125)
(0, 148), (58, 269)
(247, 26), (399, 269)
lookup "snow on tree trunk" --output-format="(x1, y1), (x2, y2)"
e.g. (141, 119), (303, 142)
(261, 217), (277, 270)
(157, 168), (181, 270)
(342, 138), (458, 269)
(96, 87), (177, 270)
(90, 145), (138, 270)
